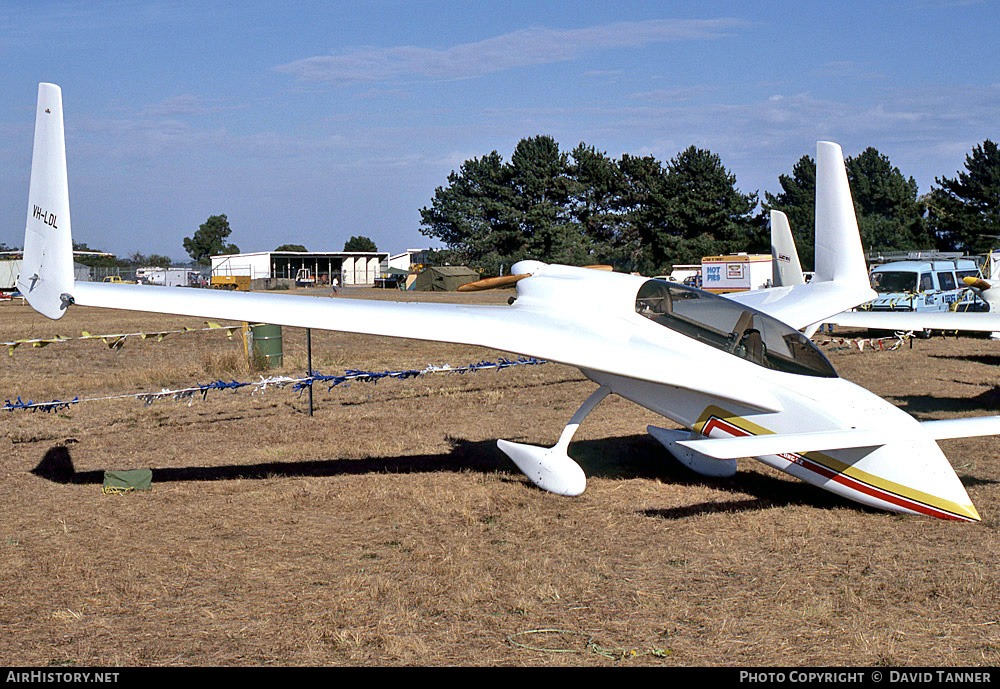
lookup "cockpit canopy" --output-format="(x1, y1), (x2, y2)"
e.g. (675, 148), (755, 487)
(635, 280), (838, 378)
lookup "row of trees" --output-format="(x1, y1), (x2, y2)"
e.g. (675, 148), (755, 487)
(4, 215), (382, 268)
(10, 139), (994, 275)
(765, 140), (1000, 269)
(181, 215), (379, 265)
(70, 242), (174, 269)
(420, 136), (1000, 274)
(272, 236), (378, 253)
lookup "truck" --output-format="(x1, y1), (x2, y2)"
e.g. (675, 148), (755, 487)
(699, 254), (773, 293)
(102, 275), (136, 284)
(210, 274), (251, 291)
(210, 262), (252, 291)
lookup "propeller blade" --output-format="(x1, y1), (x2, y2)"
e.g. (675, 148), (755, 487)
(963, 276), (992, 291)
(458, 264), (613, 292)
(457, 273), (530, 292)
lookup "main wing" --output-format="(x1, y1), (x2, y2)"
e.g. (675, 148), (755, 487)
(19, 84), (782, 415)
(69, 273), (783, 414)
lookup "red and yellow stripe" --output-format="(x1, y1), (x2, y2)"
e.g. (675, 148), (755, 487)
(694, 406), (980, 522)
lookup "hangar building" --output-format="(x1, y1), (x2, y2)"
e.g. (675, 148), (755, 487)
(211, 250), (388, 286)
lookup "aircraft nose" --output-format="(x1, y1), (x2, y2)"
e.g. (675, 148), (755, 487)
(826, 439), (980, 522)
(956, 501), (982, 522)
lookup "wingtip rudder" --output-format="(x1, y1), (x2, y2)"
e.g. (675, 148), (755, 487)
(770, 210), (804, 287)
(814, 141), (869, 289)
(19, 82), (75, 319)
(38, 82), (62, 98)
(816, 140), (843, 154)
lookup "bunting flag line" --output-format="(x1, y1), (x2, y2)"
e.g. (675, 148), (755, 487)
(815, 331), (913, 352)
(3, 357), (547, 412)
(2, 322), (262, 356)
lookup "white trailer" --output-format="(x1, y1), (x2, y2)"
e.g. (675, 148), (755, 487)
(140, 267), (193, 287)
(0, 260), (19, 290)
(700, 254), (773, 293)
(2, 258), (90, 290)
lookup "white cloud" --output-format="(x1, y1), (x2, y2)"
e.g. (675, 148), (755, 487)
(816, 61), (889, 80)
(140, 94), (245, 117)
(275, 18), (751, 84)
(628, 86), (715, 103)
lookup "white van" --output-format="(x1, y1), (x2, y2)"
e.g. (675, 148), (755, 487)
(863, 258), (981, 313)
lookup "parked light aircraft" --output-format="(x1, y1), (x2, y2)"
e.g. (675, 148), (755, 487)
(19, 83), (1000, 521)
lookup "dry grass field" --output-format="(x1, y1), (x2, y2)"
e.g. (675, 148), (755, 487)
(1, 286), (999, 667)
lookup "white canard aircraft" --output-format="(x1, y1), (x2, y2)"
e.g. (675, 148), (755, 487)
(19, 83), (1000, 521)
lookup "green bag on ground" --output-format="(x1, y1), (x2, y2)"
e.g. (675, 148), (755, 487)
(102, 469), (152, 494)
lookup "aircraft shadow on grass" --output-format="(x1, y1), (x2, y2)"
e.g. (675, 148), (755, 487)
(30, 434), (857, 519)
(892, 385), (1000, 416)
(931, 353), (1000, 368)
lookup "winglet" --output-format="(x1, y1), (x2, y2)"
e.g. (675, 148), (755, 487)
(814, 142), (868, 286)
(770, 210), (805, 286)
(18, 83), (75, 319)
(730, 143), (874, 330)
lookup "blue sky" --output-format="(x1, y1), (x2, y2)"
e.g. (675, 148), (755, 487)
(1, 0), (998, 260)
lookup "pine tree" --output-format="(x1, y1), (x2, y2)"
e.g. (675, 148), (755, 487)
(616, 153), (670, 274)
(420, 138), (761, 275)
(846, 147), (931, 252)
(510, 136), (582, 264)
(656, 146), (761, 269)
(183, 214), (239, 265)
(764, 155), (816, 268)
(765, 148), (931, 268)
(928, 140), (1000, 253)
(566, 143), (625, 264)
(419, 151), (520, 275)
